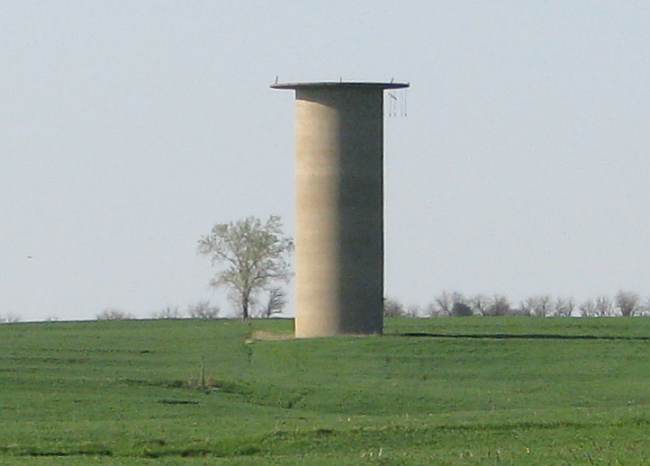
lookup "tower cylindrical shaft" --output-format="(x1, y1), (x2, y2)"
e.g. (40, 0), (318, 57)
(272, 81), (408, 338)
(294, 87), (384, 337)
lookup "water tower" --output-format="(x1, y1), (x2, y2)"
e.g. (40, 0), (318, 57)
(271, 81), (409, 338)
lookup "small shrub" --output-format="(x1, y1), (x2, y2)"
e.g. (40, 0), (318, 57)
(96, 308), (134, 320)
(152, 306), (183, 319)
(187, 301), (220, 319)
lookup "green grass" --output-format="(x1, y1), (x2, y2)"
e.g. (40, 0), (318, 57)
(1, 317), (650, 464)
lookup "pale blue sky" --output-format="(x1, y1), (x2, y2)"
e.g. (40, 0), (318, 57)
(2, 1), (649, 320)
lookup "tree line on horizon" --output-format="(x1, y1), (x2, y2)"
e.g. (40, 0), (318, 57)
(3, 215), (648, 323)
(385, 290), (650, 318)
(93, 295), (286, 321)
(3, 290), (649, 324)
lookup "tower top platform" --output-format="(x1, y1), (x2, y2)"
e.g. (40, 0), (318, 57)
(270, 81), (409, 91)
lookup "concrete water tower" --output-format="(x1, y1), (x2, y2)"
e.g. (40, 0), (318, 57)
(272, 81), (409, 338)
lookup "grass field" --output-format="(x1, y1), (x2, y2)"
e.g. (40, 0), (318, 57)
(1, 317), (650, 465)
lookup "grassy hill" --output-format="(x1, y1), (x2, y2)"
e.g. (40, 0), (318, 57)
(1, 317), (650, 464)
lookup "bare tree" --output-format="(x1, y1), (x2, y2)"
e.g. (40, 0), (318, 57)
(579, 298), (597, 317)
(520, 295), (553, 317)
(554, 297), (575, 317)
(258, 287), (287, 318)
(469, 294), (489, 316)
(198, 215), (293, 320)
(187, 301), (220, 319)
(484, 294), (511, 316)
(594, 296), (614, 317)
(0, 313), (21, 324)
(615, 290), (640, 317)
(96, 308), (134, 320)
(519, 298), (534, 316)
(405, 304), (421, 318)
(514, 300), (531, 317)
(384, 297), (406, 318)
(152, 306), (183, 319)
(432, 291), (452, 316)
(432, 291), (465, 316)
(537, 295), (553, 317)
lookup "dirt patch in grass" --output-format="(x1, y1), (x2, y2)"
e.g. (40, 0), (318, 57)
(249, 330), (293, 342)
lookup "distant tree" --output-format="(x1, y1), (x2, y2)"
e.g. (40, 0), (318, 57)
(258, 287), (287, 318)
(0, 313), (21, 324)
(615, 290), (640, 317)
(425, 302), (443, 317)
(521, 295), (553, 318)
(432, 291), (465, 316)
(384, 297), (406, 318)
(198, 215), (293, 320)
(451, 302), (473, 317)
(554, 297), (575, 317)
(187, 301), (220, 319)
(405, 304), (421, 318)
(518, 298), (533, 316)
(579, 298), (597, 317)
(594, 296), (614, 317)
(642, 298), (650, 316)
(152, 306), (183, 320)
(469, 294), (489, 316)
(484, 294), (511, 316)
(96, 308), (134, 320)
(514, 301), (531, 317)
